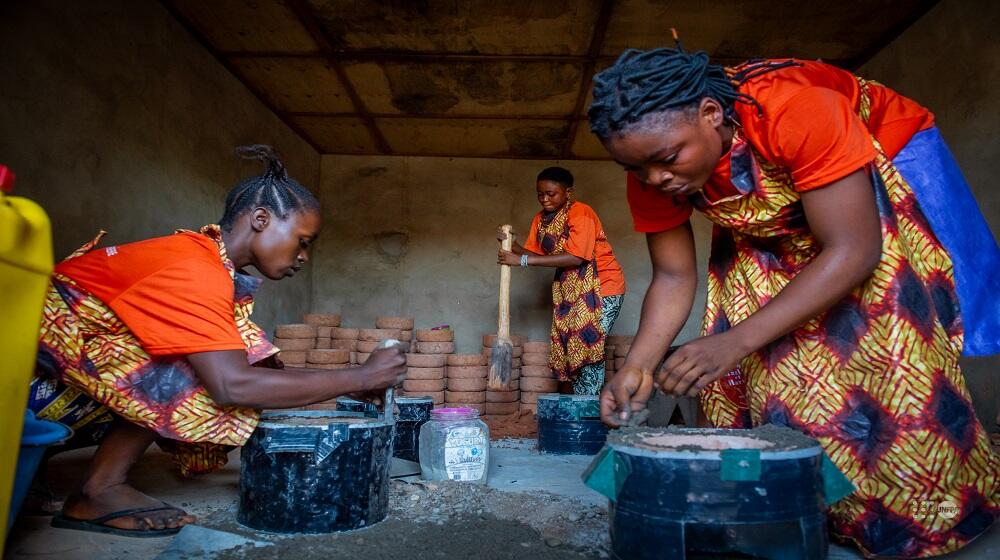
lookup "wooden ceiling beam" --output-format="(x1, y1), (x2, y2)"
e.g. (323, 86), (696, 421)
(288, 112), (588, 121)
(560, 0), (614, 158)
(285, 0), (392, 154)
(218, 50), (814, 69)
(224, 50), (589, 63)
(324, 150), (612, 162)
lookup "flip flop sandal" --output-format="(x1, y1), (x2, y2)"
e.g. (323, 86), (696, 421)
(51, 506), (186, 538)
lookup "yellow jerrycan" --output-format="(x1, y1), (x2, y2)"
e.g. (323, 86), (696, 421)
(0, 165), (53, 543)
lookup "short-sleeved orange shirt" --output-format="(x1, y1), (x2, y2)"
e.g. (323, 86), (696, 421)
(55, 232), (245, 356)
(523, 202), (626, 296)
(627, 59), (935, 233)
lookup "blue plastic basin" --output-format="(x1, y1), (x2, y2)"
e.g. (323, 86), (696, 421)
(7, 411), (71, 530)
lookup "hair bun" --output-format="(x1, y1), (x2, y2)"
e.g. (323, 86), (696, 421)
(236, 144), (287, 179)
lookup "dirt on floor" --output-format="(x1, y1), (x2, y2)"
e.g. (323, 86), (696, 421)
(484, 410), (539, 439)
(205, 479), (608, 560)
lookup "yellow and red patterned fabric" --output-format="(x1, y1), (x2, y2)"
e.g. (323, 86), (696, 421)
(694, 80), (998, 556)
(533, 201), (607, 382)
(29, 225), (277, 476)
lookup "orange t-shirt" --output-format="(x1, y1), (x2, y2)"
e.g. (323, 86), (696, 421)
(523, 202), (626, 296)
(55, 232), (245, 356)
(627, 59), (935, 233)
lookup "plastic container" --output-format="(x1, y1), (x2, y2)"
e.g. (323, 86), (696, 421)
(0, 166), (54, 543)
(7, 411), (71, 530)
(588, 426), (828, 559)
(238, 410), (393, 533)
(418, 408), (490, 483)
(536, 394), (608, 455)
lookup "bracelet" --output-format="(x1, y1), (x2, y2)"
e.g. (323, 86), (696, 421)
(520, 254), (529, 267)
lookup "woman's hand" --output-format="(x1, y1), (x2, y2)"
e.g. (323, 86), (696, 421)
(656, 333), (746, 397)
(498, 249), (521, 266)
(360, 346), (407, 391)
(600, 365), (655, 427)
(497, 226), (514, 243)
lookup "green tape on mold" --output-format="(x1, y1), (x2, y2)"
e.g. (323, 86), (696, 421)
(582, 446), (630, 502)
(821, 453), (856, 505)
(720, 449), (761, 481)
(552, 395), (600, 420)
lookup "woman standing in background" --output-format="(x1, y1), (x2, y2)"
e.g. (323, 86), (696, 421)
(498, 166), (626, 395)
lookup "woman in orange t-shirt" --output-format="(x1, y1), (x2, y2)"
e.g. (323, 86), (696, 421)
(26, 146), (405, 537)
(588, 46), (998, 557)
(498, 166), (626, 395)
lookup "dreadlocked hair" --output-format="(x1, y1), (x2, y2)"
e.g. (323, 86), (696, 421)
(219, 144), (319, 232)
(588, 45), (801, 139)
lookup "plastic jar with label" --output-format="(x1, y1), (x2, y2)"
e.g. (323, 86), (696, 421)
(418, 407), (490, 483)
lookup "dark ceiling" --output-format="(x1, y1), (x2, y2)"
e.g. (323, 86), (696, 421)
(164, 0), (938, 159)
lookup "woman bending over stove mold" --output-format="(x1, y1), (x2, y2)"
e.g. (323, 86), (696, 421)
(591, 44), (999, 558)
(26, 145), (406, 537)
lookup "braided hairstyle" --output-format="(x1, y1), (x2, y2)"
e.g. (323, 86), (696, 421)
(219, 145), (319, 231)
(588, 43), (799, 140)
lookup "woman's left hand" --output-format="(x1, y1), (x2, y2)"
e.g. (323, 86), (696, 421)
(498, 249), (520, 266)
(656, 333), (747, 397)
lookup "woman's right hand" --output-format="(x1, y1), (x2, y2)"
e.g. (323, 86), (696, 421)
(600, 365), (655, 427)
(361, 346), (407, 390)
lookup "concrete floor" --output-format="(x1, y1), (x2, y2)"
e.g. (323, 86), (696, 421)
(487, 439), (604, 507)
(7, 446), (236, 559)
(6, 442), (998, 559)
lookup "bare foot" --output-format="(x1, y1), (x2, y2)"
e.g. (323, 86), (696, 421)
(61, 483), (195, 531)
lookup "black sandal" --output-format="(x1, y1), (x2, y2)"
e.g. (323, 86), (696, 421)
(51, 505), (187, 538)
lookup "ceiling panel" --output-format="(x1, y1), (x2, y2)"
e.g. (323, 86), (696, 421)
(167, 0), (937, 159)
(602, 0), (930, 62)
(230, 57), (354, 113)
(570, 126), (612, 159)
(169, 0), (318, 52)
(305, 0), (601, 55)
(379, 119), (570, 158)
(292, 116), (378, 153)
(343, 61), (583, 116)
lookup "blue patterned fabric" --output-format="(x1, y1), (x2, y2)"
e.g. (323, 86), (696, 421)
(573, 295), (625, 395)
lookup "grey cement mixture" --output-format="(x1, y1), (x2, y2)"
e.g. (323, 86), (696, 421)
(609, 423), (819, 452)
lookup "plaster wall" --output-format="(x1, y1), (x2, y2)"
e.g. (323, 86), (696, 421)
(313, 155), (714, 353)
(0, 0), (320, 334)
